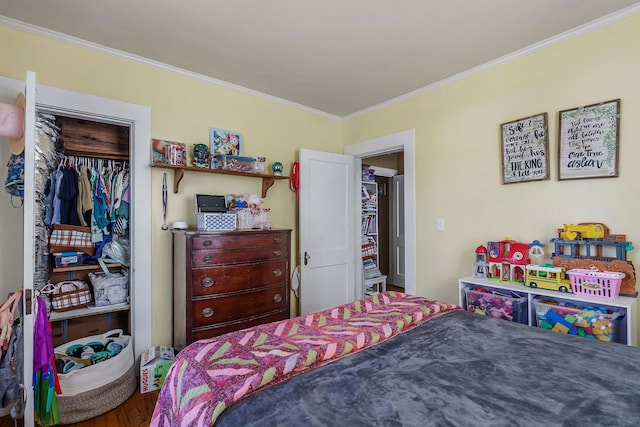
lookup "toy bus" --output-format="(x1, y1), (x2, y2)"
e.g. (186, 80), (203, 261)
(525, 264), (571, 293)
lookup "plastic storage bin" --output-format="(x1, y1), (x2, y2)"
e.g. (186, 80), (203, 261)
(53, 252), (84, 268)
(533, 296), (622, 343)
(212, 154), (256, 173)
(464, 285), (527, 324)
(566, 268), (625, 300)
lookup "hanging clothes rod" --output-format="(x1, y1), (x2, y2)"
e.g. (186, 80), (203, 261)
(62, 155), (128, 171)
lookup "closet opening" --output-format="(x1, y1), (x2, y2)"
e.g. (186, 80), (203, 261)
(34, 112), (132, 346)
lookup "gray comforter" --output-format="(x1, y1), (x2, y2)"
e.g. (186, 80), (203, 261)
(216, 309), (640, 426)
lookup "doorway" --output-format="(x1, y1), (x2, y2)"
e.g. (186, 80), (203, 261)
(344, 129), (416, 297)
(361, 152), (403, 289)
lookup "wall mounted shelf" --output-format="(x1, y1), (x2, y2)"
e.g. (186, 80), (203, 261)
(152, 164), (289, 197)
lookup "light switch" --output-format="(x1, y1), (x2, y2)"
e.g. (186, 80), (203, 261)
(436, 218), (445, 231)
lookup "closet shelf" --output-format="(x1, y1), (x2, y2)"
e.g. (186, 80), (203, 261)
(52, 262), (123, 273)
(48, 303), (130, 322)
(152, 164), (289, 198)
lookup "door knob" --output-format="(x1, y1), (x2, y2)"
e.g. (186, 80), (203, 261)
(304, 251), (310, 265)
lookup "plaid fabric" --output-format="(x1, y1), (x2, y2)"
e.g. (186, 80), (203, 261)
(43, 281), (93, 312)
(49, 224), (95, 256)
(51, 289), (92, 311)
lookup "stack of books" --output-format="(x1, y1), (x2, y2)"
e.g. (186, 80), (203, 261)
(363, 257), (382, 279)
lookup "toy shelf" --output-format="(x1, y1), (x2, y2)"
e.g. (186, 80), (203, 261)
(152, 164), (289, 198)
(458, 276), (638, 347)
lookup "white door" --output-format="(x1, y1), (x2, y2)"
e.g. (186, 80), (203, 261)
(22, 71), (37, 427)
(299, 148), (356, 314)
(390, 175), (405, 288)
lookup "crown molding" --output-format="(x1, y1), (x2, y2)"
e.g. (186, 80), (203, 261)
(0, 15), (342, 121)
(345, 4), (640, 120)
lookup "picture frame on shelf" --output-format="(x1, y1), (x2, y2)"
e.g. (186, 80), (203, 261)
(151, 138), (187, 166)
(500, 112), (549, 184)
(557, 99), (620, 180)
(209, 127), (242, 156)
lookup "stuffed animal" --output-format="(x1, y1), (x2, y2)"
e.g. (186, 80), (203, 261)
(246, 194), (262, 208)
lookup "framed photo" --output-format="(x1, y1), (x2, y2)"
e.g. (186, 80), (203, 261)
(558, 99), (620, 180)
(209, 127), (242, 156)
(151, 138), (187, 166)
(500, 113), (549, 184)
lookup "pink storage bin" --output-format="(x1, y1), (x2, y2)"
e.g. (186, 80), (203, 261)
(566, 268), (625, 300)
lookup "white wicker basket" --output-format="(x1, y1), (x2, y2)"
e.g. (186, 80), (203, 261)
(234, 208), (269, 230)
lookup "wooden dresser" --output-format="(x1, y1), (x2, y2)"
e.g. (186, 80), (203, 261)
(173, 229), (291, 349)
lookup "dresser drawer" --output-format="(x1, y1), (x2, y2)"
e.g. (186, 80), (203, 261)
(191, 245), (287, 266)
(191, 232), (288, 250)
(192, 310), (289, 340)
(191, 259), (287, 296)
(191, 285), (288, 327)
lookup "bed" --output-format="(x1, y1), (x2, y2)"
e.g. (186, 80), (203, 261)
(150, 291), (640, 426)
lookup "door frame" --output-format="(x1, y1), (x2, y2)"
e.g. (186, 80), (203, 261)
(27, 75), (153, 363)
(344, 129), (416, 296)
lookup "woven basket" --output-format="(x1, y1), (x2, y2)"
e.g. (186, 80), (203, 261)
(233, 208), (269, 230)
(55, 329), (135, 424)
(57, 364), (136, 424)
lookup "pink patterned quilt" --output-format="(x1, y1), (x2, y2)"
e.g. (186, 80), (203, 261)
(150, 292), (460, 426)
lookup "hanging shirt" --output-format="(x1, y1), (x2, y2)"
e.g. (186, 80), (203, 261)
(90, 168), (109, 242)
(50, 168), (63, 225)
(76, 165), (92, 227)
(57, 167), (81, 225)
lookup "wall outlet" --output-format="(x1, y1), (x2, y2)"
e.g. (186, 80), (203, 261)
(436, 217), (445, 231)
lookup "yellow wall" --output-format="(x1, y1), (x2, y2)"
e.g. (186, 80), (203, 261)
(2, 11), (640, 346)
(343, 13), (640, 319)
(0, 25), (342, 346)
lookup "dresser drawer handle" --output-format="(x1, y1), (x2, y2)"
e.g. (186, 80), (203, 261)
(202, 307), (215, 318)
(273, 237), (281, 243)
(273, 294), (283, 303)
(273, 250), (282, 257)
(273, 269), (283, 277)
(202, 240), (213, 247)
(201, 277), (215, 287)
(203, 255), (212, 263)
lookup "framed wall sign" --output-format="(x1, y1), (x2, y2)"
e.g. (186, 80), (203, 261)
(557, 99), (620, 180)
(500, 112), (549, 184)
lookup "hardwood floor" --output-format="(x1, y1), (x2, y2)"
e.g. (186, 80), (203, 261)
(0, 388), (160, 427)
(387, 284), (404, 292)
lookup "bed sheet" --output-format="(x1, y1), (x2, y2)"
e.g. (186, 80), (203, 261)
(216, 309), (640, 427)
(150, 292), (459, 426)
